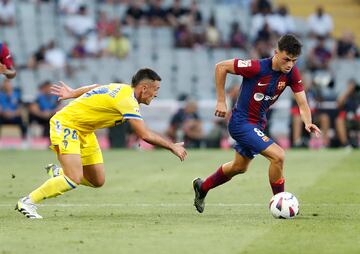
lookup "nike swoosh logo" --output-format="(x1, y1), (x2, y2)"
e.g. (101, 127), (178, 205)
(257, 82), (268, 86)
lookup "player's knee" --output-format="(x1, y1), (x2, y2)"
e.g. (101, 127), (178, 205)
(92, 178), (105, 188)
(273, 149), (285, 165)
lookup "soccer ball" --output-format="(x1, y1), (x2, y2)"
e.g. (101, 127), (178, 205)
(269, 192), (299, 219)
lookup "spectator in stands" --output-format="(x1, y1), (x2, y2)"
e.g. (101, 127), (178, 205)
(123, 1), (146, 27)
(174, 20), (194, 48)
(0, 79), (27, 139)
(106, 29), (130, 59)
(205, 15), (221, 48)
(0, 0), (15, 26)
(228, 21), (247, 49)
(307, 6), (333, 38)
(249, 0), (272, 41)
(335, 31), (360, 59)
(84, 31), (108, 57)
(27, 45), (47, 69)
(71, 36), (88, 58)
(336, 79), (360, 147)
(167, 98), (204, 148)
(146, 0), (167, 27)
(269, 5), (296, 36)
(166, 0), (189, 27)
(28, 81), (60, 138)
(58, 0), (84, 15)
(188, 0), (202, 26)
(96, 10), (118, 36)
(290, 73), (316, 148)
(44, 41), (67, 69)
(65, 5), (95, 38)
(307, 36), (332, 72)
(251, 0), (272, 15)
(250, 22), (274, 59)
(0, 42), (16, 79)
(312, 72), (338, 147)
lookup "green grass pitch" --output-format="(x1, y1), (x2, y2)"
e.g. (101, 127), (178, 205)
(0, 149), (359, 254)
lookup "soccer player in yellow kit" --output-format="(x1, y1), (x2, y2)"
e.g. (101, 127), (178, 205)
(15, 68), (187, 219)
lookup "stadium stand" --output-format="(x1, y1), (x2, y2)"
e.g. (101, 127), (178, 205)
(0, 0), (359, 149)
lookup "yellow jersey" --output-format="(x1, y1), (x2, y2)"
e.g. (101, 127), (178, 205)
(53, 83), (142, 133)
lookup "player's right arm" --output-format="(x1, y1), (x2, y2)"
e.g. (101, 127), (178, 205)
(214, 59), (238, 118)
(214, 58), (259, 118)
(51, 81), (100, 100)
(128, 118), (187, 161)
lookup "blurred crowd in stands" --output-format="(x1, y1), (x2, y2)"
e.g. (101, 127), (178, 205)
(0, 0), (359, 149)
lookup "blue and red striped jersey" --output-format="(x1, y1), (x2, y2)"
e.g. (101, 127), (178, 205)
(232, 57), (303, 129)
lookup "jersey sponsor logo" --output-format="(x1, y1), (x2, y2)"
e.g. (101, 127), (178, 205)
(254, 93), (264, 101)
(253, 93), (278, 102)
(237, 60), (251, 68)
(257, 82), (268, 86)
(277, 81), (286, 90)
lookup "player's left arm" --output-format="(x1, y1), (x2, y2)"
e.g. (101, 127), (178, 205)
(293, 91), (321, 137)
(51, 81), (100, 100)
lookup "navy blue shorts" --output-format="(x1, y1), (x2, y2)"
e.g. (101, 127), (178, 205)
(228, 121), (273, 159)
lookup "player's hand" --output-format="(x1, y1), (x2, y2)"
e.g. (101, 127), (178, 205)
(0, 63), (7, 74)
(215, 101), (227, 118)
(51, 81), (74, 100)
(171, 142), (187, 161)
(305, 123), (321, 138)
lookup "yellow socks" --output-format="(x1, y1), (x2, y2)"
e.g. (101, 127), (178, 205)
(80, 177), (95, 187)
(29, 175), (77, 203)
(52, 166), (95, 187)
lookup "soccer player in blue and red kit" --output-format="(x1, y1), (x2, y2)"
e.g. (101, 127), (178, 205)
(193, 34), (321, 213)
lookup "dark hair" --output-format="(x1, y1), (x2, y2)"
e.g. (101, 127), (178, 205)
(278, 34), (302, 56)
(131, 68), (162, 87)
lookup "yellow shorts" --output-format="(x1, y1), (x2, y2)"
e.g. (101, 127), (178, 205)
(49, 117), (103, 166)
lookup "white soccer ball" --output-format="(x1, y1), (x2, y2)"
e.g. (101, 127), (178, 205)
(269, 192), (299, 219)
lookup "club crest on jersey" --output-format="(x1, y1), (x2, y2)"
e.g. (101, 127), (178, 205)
(277, 81), (286, 90)
(62, 140), (68, 149)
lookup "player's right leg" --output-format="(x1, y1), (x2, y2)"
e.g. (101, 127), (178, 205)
(193, 152), (252, 213)
(261, 143), (286, 195)
(16, 119), (82, 218)
(16, 153), (82, 219)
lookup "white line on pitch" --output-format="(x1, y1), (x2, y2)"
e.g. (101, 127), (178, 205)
(1, 203), (360, 207)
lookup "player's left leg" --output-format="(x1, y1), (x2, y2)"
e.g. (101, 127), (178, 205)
(260, 143), (286, 195)
(44, 131), (104, 188)
(45, 163), (105, 188)
(193, 152), (252, 213)
(80, 132), (105, 187)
